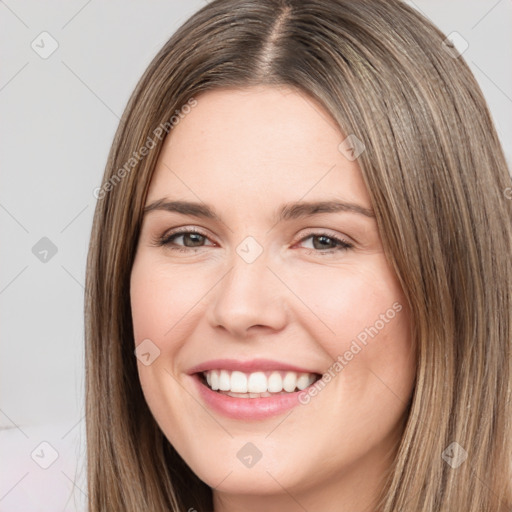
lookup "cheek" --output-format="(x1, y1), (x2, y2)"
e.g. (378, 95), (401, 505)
(287, 258), (409, 354)
(130, 260), (207, 343)
(130, 260), (207, 442)
(130, 260), (190, 413)
(288, 258), (415, 413)
(130, 258), (217, 413)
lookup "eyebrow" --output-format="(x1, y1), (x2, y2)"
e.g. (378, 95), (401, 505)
(143, 198), (375, 221)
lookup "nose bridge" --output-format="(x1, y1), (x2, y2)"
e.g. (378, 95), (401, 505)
(209, 237), (287, 337)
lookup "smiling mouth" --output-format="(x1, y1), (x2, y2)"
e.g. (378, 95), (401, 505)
(199, 369), (322, 398)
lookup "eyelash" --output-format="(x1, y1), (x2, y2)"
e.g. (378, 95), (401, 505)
(153, 227), (354, 255)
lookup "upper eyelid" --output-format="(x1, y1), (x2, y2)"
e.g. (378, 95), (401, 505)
(162, 226), (215, 242)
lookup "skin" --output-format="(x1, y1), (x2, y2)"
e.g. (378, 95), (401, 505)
(130, 86), (416, 512)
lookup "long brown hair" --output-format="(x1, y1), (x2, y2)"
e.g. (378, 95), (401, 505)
(85, 0), (512, 510)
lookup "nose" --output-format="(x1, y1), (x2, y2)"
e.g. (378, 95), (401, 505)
(208, 248), (288, 339)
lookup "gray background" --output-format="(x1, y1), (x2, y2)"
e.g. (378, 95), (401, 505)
(1, 1), (511, 510)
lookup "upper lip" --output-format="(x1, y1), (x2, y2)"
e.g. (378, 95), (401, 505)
(187, 358), (321, 375)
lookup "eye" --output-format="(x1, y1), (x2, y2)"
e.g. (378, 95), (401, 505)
(153, 228), (354, 255)
(296, 232), (353, 254)
(154, 228), (215, 252)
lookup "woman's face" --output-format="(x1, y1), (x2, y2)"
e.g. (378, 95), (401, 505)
(130, 86), (416, 509)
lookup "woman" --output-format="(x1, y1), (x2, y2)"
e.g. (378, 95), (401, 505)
(85, 0), (512, 510)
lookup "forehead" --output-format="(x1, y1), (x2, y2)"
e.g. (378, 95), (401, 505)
(147, 86), (372, 213)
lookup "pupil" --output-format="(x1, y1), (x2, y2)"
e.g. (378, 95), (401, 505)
(185, 233), (204, 247)
(313, 235), (333, 250)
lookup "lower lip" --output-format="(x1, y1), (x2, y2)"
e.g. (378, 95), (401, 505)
(191, 374), (307, 420)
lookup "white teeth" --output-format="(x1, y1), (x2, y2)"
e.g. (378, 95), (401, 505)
(267, 372), (283, 393)
(202, 369), (317, 395)
(210, 370), (219, 390)
(247, 372), (267, 393)
(297, 373), (313, 390)
(219, 370), (230, 391)
(283, 372), (297, 392)
(230, 371), (247, 393)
